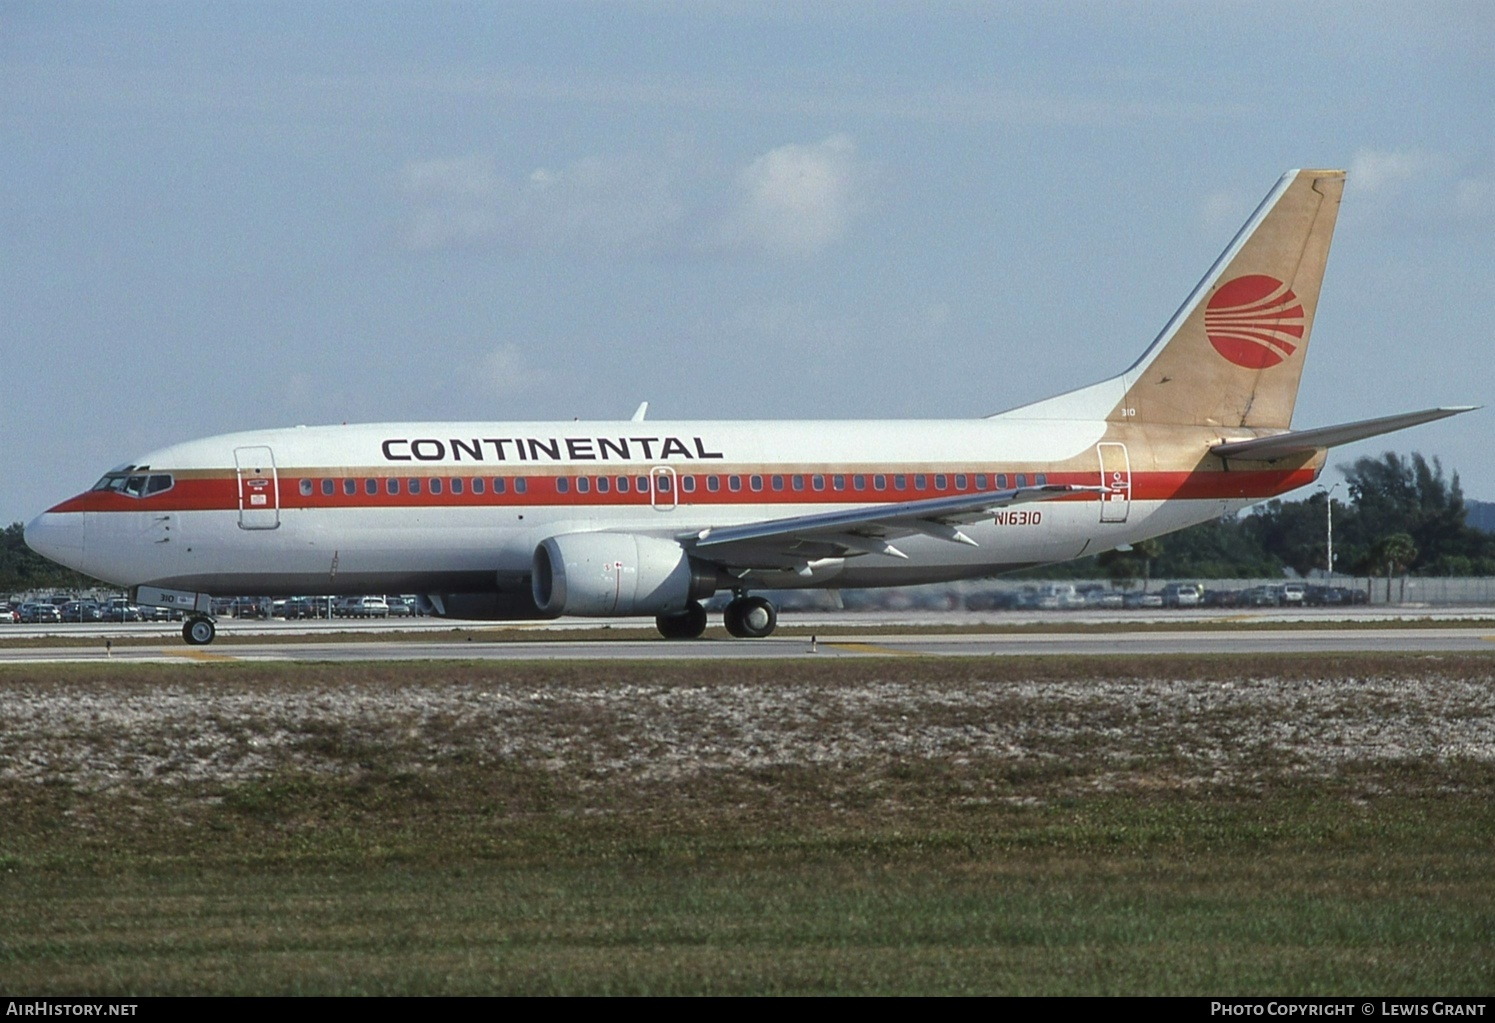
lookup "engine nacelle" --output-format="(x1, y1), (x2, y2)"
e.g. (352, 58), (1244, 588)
(532, 532), (717, 616)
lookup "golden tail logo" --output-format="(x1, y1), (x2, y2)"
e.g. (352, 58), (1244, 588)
(1115, 168), (1344, 430)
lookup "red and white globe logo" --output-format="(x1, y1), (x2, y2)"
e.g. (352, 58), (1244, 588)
(1204, 274), (1304, 368)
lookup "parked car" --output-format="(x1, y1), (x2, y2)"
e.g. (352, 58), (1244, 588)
(335, 596), (389, 618)
(60, 601), (104, 622)
(100, 599), (144, 622)
(1160, 582), (1203, 608)
(21, 602), (63, 623)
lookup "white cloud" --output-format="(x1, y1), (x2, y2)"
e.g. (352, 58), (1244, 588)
(1200, 188), (1252, 232)
(511, 154), (684, 256)
(398, 135), (869, 259)
(719, 134), (866, 257)
(1349, 148), (1448, 195)
(477, 343), (547, 399)
(398, 156), (507, 251)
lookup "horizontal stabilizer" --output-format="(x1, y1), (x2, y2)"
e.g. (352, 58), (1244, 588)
(1210, 406), (1477, 460)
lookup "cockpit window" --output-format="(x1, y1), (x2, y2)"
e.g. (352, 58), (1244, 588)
(90, 472), (173, 498)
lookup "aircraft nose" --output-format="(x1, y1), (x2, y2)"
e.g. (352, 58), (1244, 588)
(24, 510), (86, 563)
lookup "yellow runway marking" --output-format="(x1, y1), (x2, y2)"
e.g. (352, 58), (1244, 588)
(163, 648), (238, 662)
(826, 641), (917, 656)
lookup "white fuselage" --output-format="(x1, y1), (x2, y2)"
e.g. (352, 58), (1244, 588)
(25, 416), (1314, 608)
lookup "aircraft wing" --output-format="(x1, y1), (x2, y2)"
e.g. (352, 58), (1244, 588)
(1211, 406), (1477, 461)
(681, 484), (1097, 568)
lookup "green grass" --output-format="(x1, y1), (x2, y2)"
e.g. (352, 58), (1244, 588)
(2, 657), (1493, 994)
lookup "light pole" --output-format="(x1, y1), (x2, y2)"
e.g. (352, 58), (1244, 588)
(1323, 483), (1341, 582)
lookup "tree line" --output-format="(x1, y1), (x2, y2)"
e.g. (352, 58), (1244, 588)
(5, 452), (1493, 595)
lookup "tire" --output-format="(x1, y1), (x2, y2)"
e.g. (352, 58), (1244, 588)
(183, 616), (216, 646)
(723, 596), (777, 638)
(655, 601), (708, 640)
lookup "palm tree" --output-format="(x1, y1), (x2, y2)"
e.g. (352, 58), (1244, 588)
(1371, 532), (1419, 603)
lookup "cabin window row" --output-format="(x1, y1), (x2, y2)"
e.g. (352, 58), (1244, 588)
(296, 471), (1048, 499)
(299, 477), (531, 497)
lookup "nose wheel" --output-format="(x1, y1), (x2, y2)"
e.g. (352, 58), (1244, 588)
(723, 595), (777, 638)
(183, 615), (217, 645)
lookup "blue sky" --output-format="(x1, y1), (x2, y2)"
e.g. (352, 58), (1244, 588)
(4, 1), (1492, 525)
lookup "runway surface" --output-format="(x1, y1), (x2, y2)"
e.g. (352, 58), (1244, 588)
(4, 610), (1495, 663)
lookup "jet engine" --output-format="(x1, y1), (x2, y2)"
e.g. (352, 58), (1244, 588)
(532, 532), (717, 616)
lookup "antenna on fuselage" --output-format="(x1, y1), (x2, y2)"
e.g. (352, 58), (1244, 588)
(631, 401), (649, 422)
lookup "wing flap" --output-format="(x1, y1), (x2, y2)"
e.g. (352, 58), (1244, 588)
(685, 484), (1095, 566)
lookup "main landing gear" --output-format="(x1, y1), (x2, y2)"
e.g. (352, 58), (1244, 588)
(655, 601), (708, 640)
(653, 594), (779, 640)
(723, 594), (777, 638)
(183, 615), (216, 645)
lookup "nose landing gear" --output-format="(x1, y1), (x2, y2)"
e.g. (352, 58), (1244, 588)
(183, 615), (217, 645)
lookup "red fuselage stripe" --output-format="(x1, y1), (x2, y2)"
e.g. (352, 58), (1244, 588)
(48, 466), (1317, 514)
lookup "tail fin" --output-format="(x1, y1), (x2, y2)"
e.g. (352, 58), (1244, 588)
(996, 169), (1344, 430)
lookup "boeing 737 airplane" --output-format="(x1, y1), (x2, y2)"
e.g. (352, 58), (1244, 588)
(26, 169), (1474, 644)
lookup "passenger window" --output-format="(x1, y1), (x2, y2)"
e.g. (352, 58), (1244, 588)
(472, 478), (485, 495)
(300, 479), (313, 497)
(576, 477), (589, 494)
(954, 474), (967, 490)
(852, 475), (865, 490)
(451, 478), (464, 495)
(791, 475), (804, 491)
(833, 475), (846, 491)
(597, 476), (610, 493)
(934, 474), (947, 490)
(873, 475), (886, 491)
(728, 476), (741, 492)
(998, 473), (1008, 489)
(975, 474), (987, 490)
(430, 478), (443, 495)
(893, 475), (906, 490)
(556, 478), (569, 494)
(365, 478), (378, 496)
(408, 478), (422, 495)
(616, 477), (629, 493)
(493, 477), (506, 494)
(322, 479), (334, 496)
(680, 476), (694, 493)
(386, 478), (399, 495)
(914, 475), (927, 490)
(771, 475), (784, 491)
(749, 475), (763, 492)
(342, 479), (356, 496)
(812, 475), (825, 491)
(636, 476), (649, 493)
(514, 478), (526, 494)
(657, 476), (671, 493)
(1016, 474), (1027, 488)
(1036, 473), (1047, 486)
(706, 476), (719, 492)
